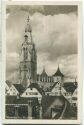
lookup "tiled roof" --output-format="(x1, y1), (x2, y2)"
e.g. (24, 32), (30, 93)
(63, 82), (77, 94)
(13, 84), (25, 94)
(28, 83), (45, 95)
(53, 67), (64, 77)
(41, 68), (48, 77)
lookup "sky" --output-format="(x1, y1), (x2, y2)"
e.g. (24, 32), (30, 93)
(6, 5), (78, 82)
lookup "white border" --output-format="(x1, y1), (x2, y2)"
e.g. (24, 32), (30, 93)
(1, 1), (82, 124)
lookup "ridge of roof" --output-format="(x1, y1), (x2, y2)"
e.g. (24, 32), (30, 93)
(49, 82), (58, 91)
(28, 83), (45, 95)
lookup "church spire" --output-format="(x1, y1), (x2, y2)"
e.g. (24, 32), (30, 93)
(27, 15), (30, 23)
(24, 15), (32, 43)
(25, 15), (32, 33)
(20, 15), (37, 88)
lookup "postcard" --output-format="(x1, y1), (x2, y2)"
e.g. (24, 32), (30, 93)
(1, 1), (82, 124)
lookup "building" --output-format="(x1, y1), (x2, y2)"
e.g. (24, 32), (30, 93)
(37, 66), (64, 92)
(62, 82), (77, 104)
(71, 87), (77, 108)
(6, 83), (44, 119)
(19, 16), (37, 88)
(5, 15), (77, 119)
(37, 67), (54, 90)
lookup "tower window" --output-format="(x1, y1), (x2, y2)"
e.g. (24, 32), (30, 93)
(23, 47), (25, 51)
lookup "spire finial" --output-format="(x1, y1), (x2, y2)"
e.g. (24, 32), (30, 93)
(57, 63), (60, 70)
(27, 15), (30, 23)
(25, 14), (32, 33)
(75, 76), (77, 82)
(43, 66), (45, 72)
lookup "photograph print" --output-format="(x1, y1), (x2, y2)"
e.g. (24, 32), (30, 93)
(5, 3), (80, 121)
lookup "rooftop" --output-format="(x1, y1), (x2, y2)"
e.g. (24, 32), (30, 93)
(53, 66), (64, 77)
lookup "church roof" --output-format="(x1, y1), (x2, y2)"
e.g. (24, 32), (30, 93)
(28, 83), (45, 95)
(13, 84), (25, 94)
(41, 68), (48, 77)
(53, 66), (64, 77)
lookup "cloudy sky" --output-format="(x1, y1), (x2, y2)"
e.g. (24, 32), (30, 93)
(6, 5), (78, 82)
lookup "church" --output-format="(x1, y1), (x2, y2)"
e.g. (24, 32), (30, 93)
(5, 16), (77, 119)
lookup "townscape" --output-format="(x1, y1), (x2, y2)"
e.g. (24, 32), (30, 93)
(5, 16), (77, 119)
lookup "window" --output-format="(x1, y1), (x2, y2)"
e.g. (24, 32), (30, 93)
(26, 92), (27, 95)
(13, 92), (15, 95)
(23, 47), (25, 51)
(73, 103), (76, 107)
(72, 97), (77, 100)
(30, 88), (32, 90)
(40, 76), (42, 82)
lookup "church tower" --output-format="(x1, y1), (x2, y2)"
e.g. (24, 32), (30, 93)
(19, 16), (37, 88)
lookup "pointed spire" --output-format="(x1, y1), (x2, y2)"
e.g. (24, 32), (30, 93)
(58, 64), (60, 70)
(43, 66), (45, 73)
(24, 14), (32, 43)
(75, 76), (77, 83)
(41, 66), (47, 76)
(25, 14), (32, 33)
(27, 15), (30, 23)
(53, 64), (64, 77)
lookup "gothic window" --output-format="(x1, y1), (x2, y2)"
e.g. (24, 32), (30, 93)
(48, 77), (49, 82)
(50, 77), (51, 82)
(24, 64), (27, 69)
(23, 47), (25, 51)
(45, 77), (47, 82)
(40, 76), (42, 82)
(37, 76), (38, 81)
(13, 92), (16, 95)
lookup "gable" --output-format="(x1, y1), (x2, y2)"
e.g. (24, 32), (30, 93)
(61, 87), (66, 93)
(72, 89), (77, 97)
(5, 84), (10, 95)
(21, 87), (42, 98)
(7, 85), (19, 96)
(5, 84), (9, 91)
(51, 82), (60, 92)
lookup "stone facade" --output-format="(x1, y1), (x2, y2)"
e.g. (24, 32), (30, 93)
(19, 16), (37, 88)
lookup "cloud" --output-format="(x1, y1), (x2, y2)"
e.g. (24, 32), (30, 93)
(6, 6), (78, 81)
(6, 5), (77, 15)
(6, 5), (45, 16)
(32, 12), (77, 62)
